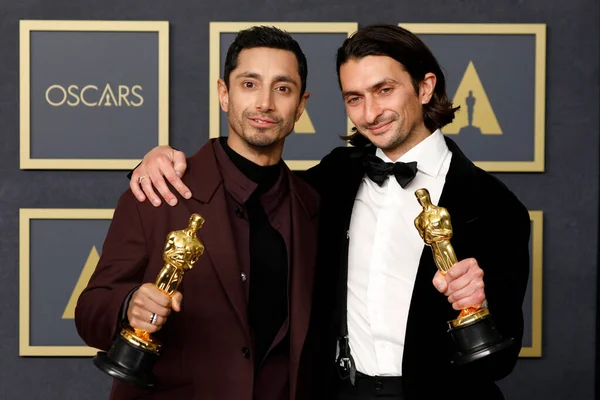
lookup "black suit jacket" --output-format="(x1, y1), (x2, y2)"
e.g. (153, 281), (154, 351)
(298, 136), (530, 400)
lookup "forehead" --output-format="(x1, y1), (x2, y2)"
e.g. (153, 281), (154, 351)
(339, 55), (409, 90)
(234, 47), (300, 79)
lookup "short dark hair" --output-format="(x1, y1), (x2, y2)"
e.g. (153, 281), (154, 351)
(336, 24), (459, 146)
(223, 26), (308, 97)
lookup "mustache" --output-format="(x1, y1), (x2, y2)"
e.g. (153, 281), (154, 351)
(363, 116), (396, 129)
(243, 111), (281, 123)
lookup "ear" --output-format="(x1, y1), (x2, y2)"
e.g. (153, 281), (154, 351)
(294, 91), (310, 122)
(419, 73), (437, 105)
(217, 78), (229, 112)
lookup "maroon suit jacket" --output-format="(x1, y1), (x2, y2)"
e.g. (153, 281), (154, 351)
(75, 140), (320, 400)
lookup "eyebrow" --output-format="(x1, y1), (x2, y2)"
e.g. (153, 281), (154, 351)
(235, 71), (299, 86)
(342, 78), (399, 98)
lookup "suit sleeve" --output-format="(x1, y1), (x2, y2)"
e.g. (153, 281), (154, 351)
(462, 188), (531, 380)
(74, 190), (149, 351)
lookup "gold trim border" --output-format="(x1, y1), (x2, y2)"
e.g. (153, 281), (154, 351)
(19, 207), (542, 357)
(519, 210), (543, 357)
(19, 20), (170, 170)
(19, 208), (114, 356)
(209, 22), (358, 170)
(399, 23), (546, 172)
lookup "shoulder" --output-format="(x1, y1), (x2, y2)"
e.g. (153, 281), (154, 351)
(287, 169), (320, 218)
(288, 164), (319, 201)
(470, 165), (529, 224)
(318, 144), (370, 174)
(322, 145), (368, 162)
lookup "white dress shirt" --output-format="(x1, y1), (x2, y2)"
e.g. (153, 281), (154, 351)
(346, 129), (452, 376)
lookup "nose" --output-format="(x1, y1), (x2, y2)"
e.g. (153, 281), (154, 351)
(364, 96), (383, 125)
(256, 87), (274, 112)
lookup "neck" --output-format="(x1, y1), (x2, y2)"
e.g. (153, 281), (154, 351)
(382, 124), (432, 162)
(220, 137), (281, 191)
(227, 134), (283, 166)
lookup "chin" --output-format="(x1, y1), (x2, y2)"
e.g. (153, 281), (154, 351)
(246, 135), (280, 148)
(368, 133), (396, 149)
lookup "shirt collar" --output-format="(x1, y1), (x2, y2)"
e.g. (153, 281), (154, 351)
(375, 129), (449, 178)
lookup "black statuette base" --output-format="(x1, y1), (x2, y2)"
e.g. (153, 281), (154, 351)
(93, 334), (159, 388)
(448, 314), (514, 365)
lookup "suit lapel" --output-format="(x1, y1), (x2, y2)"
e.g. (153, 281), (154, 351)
(403, 136), (482, 375)
(340, 146), (374, 230)
(330, 146), (372, 347)
(182, 141), (249, 332)
(437, 137), (480, 246)
(288, 193), (317, 356)
(286, 171), (319, 399)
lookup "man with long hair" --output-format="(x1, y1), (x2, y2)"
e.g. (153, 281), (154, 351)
(129, 25), (530, 400)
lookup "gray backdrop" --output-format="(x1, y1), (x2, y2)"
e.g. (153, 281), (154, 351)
(1, 0), (598, 399)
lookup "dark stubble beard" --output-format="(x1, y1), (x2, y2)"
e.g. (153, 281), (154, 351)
(232, 108), (286, 148)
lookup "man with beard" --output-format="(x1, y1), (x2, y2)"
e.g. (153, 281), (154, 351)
(128, 25), (530, 400)
(76, 26), (320, 400)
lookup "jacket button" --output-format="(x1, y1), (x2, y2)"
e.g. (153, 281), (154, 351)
(235, 208), (244, 218)
(242, 347), (250, 359)
(241, 272), (247, 282)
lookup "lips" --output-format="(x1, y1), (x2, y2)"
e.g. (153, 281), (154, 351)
(368, 120), (393, 135)
(248, 117), (277, 128)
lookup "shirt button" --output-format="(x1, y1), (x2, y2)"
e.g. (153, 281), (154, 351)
(375, 381), (383, 391)
(241, 272), (247, 282)
(241, 347), (250, 359)
(381, 343), (387, 348)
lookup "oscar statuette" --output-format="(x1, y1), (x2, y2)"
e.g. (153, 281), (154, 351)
(93, 213), (205, 388)
(414, 188), (512, 365)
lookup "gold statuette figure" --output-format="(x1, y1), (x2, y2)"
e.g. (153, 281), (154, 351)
(124, 213), (205, 347)
(93, 213), (205, 388)
(414, 188), (512, 364)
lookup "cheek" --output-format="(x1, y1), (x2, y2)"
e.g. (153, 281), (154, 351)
(396, 96), (420, 124)
(284, 101), (302, 123)
(345, 105), (362, 126)
(232, 91), (253, 111)
(409, 98), (424, 123)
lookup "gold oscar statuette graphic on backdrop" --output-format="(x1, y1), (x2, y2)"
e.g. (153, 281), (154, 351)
(414, 188), (513, 364)
(93, 213), (205, 388)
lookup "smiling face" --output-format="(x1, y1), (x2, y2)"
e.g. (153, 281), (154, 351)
(340, 55), (436, 161)
(218, 47), (309, 164)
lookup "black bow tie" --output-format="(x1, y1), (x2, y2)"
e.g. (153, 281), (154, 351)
(362, 154), (418, 188)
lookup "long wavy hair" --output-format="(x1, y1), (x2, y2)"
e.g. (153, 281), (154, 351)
(336, 24), (459, 146)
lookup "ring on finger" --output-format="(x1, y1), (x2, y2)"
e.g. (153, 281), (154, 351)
(138, 175), (148, 184)
(149, 312), (158, 325)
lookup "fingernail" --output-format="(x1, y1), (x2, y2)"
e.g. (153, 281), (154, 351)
(176, 171), (182, 177)
(169, 199), (177, 206)
(184, 191), (191, 199)
(153, 200), (160, 207)
(437, 284), (444, 291)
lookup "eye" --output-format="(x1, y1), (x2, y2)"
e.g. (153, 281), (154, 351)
(242, 81), (255, 88)
(346, 97), (360, 104)
(380, 87), (392, 94)
(276, 86), (290, 93)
